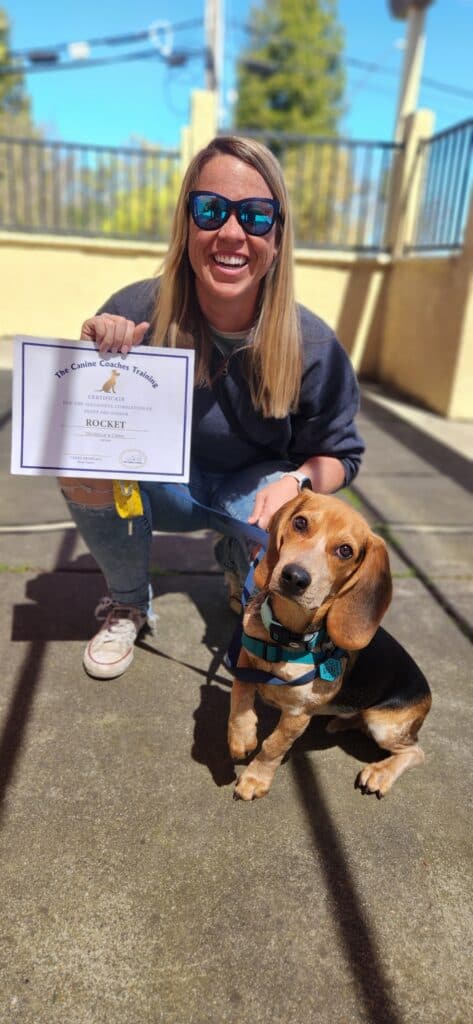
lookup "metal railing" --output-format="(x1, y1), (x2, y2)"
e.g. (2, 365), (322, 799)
(0, 131), (401, 253)
(0, 136), (181, 241)
(228, 130), (402, 252)
(407, 118), (473, 253)
(0, 123), (471, 254)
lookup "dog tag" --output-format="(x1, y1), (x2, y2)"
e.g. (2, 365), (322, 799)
(319, 657), (342, 682)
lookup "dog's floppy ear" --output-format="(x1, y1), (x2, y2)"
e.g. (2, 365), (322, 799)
(253, 500), (295, 591)
(326, 533), (392, 650)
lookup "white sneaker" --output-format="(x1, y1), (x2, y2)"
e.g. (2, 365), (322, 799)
(83, 604), (147, 679)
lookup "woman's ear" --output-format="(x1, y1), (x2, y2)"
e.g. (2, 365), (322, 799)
(327, 534), (392, 650)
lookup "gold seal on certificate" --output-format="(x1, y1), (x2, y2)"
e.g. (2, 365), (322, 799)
(11, 337), (195, 482)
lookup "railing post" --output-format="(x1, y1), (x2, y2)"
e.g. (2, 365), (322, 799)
(461, 184), (473, 255)
(385, 107), (435, 257)
(181, 89), (218, 173)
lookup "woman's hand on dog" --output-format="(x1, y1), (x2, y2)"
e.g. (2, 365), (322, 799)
(249, 457), (346, 532)
(248, 475), (300, 532)
(80, 314), (150, 355)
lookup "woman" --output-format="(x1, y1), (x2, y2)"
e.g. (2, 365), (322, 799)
(60, 135), (364, 680)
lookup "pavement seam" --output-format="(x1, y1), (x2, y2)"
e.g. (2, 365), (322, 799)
(352, 485), (473, 644)
(3, 520), (473, 535)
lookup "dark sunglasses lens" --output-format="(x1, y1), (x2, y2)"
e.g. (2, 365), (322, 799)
(239, 200), (276, 235)
(192, 194), (228, 230)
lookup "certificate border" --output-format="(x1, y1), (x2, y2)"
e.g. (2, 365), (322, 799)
(16, 339), (193, 480)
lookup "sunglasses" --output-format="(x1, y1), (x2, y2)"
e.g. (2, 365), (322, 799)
(188, 190), (281, 237)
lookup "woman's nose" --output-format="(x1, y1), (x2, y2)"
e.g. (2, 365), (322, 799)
(217, 212), (246, 241)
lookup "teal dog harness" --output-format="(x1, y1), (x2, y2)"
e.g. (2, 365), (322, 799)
(235, 596), (346, 687)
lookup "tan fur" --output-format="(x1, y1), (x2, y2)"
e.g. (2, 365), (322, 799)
(228, 492), (430, 801)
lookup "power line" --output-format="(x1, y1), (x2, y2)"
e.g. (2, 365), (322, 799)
(421, 74), (473, 100)
(3, 16), (473, 106)
(11, 29), (151, 58)
(0, 47), (202, 77)
(236, 49), (473, 102)
(9, 19), (203, 59)
(233, 24), (473, 102)
(0, 18), (204, 77)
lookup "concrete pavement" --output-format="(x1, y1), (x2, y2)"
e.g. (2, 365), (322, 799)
(0, 361), (472, 1024)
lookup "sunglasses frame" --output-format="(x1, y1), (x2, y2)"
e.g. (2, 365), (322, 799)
(188, 190), (282, 237)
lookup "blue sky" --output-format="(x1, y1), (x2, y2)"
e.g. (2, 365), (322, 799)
(5, 0), (473, 149)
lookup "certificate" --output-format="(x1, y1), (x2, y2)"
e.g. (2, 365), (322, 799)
(11, 336), (195, 482)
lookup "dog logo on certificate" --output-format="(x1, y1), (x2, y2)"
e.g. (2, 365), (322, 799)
(98, 369), (121, 393)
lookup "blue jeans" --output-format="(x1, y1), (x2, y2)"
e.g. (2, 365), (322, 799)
(64, 460), (294, 614)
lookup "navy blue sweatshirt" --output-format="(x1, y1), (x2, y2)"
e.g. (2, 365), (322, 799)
(98, 278), (364, 485)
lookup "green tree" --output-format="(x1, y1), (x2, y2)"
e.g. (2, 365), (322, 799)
(235, 0), (345, 135)
(0, 8), (34, 134)
(99, 147), (181, 241)
(233, 1), (355, 247)
(0, 9), (42, 231)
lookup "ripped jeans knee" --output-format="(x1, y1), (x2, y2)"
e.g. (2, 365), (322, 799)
(59, 477), (115, 508)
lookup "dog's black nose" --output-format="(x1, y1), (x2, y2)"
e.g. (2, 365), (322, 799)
(280, 563), (312, 594)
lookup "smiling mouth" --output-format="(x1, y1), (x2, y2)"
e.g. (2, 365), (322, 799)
(213, 254), (248, 268)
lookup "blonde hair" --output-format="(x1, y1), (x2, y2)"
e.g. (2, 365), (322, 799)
(152, 135), (301, 418)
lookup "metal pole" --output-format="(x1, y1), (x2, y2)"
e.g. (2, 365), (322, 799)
(205, 0), (223, 92)
(393, 5), (427, 141)
(205, 0), (224, 128)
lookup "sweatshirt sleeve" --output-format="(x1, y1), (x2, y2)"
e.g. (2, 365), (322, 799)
(95, 278), (158, 345)
(289, 308), (365, 486)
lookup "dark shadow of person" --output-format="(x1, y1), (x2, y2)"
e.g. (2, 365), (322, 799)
(11, 555), (105, 642)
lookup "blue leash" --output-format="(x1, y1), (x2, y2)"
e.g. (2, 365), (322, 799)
(168, 482), (269, 550)
(164, 483), (266, 673)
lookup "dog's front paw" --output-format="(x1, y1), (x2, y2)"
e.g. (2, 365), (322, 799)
(234, 760), (274, 801)
(355, 761), (394, 799)
(228, 724), (258, 761)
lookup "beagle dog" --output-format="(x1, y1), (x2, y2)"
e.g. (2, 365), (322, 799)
(228, 491), (431, 801)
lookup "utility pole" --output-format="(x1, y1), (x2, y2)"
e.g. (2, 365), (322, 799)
(389, 0), (435, 141)
(205, 0), (224, 120)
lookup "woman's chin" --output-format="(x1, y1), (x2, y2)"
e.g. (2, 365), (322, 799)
(206, 274), (257, 305)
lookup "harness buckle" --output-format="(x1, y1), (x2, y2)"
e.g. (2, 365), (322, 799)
(269, 623), (291, 645)
(263, 641), (284, 662)
(269, 622), (311, 651)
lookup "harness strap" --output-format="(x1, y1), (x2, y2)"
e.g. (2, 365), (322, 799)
(260, 595), (324, 650)
(233, 665), (318, 687)
(242, 632), (317, 664)
(236, 627), (346, 687)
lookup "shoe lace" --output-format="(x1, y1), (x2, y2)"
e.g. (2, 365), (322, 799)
(100, 612), (140, 647)
(94, 596), (158, 636)
(94, 596), (114, 621)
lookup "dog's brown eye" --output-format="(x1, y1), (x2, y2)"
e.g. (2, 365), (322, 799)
(336, 544), (353, 560)
(292, 516), (308, 532)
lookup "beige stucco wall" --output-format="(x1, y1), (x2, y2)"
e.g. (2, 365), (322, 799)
(0, 233), (168, 341)
(450, 278), (473, 418)
(0, 232), (388, 376)
(379, 187), (473, 418)
(0, 230), (471, 418)
(295, 251), (390, 376)
(378, 253), (473, 417)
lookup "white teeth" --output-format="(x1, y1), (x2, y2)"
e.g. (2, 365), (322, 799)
(214, 255), (246, 266)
